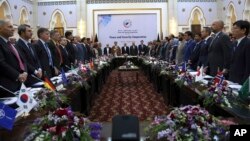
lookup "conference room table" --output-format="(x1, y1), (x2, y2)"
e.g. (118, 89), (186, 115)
(0, 61), (111, 141)
(1, 56), (250, 141)
(139, 57), (250, 124)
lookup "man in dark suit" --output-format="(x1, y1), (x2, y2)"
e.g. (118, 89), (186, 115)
(207, 20), (232, 76)
(65, 31), (76, 65)
(121, 43), (130, 55)
(33, 28), (54, 78)
(103, 44), (111, 56)
(48, 30), (62, 76)
(229, 20), (250, 84)
(82, 37), (93, 61)
(138, 40), (147, 56)
(59, 36), (71, 71)
(130, 42), (138, 56)
(197, 27), (213, 68)
(188, 33), (203, 70)
(16, 24), (42, 86)
(0, 20), (28, 97)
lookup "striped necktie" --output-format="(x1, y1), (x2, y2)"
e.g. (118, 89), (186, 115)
(44, 43), (53, 67)
(7, 41), (25, 71)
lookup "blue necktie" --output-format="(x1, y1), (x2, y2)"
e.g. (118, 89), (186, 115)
(27, 43), (35, 58)
(44, 43), (53, 67)
(233, 41), (238, 52)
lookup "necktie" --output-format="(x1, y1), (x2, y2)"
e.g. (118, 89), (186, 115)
(193, 43), (199, 52)
(233, 41), (238, 52)
(63, 47), (68, 56)
(55, 43), (63, 65)
(27, 43), (35, 59)
(7, 42), (25, 71)
(44, 43), (53, 67)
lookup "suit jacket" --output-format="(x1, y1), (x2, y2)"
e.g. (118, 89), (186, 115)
(65, 40), (76, 64)
(16, 39), (41, 86)
(121, 46), (130, 54)
(0, 37), (27, 97)
(130, 45), (138, 56)
(138, 44), (147, 55)
(48, 40), (61, 69)
(59, 45), (71, 71)
(184, 39), (196, 62)
(189, 41), (203, 70)
(197, 37), (213, 67)
(85, 44), (93, 61)
(76, 43), (85, 62)
(229, 37), (250, 84)
(207, 32), (232, 76)
(33, 40), (53, 78)
(104, 47), (111, 55)
(111, 46), (121, 56)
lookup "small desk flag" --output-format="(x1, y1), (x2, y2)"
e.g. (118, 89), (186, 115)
(195, 66), (204, 82)
(44, 77), (56, 91)
(16, 83), (37, 114)
(0, 102), (17, 130)
(61, 68), (68, 85)
(239, 76), (250, 99)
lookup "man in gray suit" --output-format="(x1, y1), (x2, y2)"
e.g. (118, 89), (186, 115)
(207, 20), (232, 76)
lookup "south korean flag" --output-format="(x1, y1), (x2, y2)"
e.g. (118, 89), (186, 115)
(16, 83), (37, 114)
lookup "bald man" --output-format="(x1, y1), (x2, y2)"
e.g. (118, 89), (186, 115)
(0, 20), (28, 97)
(207, 20), (232, 76)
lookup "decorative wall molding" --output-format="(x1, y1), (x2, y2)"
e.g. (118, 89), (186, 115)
(38, 1), (76, 6)
(87, 0), (167, 4)
(21, 0), (33, 4)
(177, 0), (216, 2)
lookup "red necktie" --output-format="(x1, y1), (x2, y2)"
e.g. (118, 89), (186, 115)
(7, 42), (25, 71)
(55, 43), (63, 65)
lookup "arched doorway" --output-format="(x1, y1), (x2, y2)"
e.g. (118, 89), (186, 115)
(243, 0), (250, 20)
(19, 7), (29, 25)
(0, 0), (12, 21)
(225, 3), (237, 32)
(188, 7), (206, 34)
(50, 10), (66, 36)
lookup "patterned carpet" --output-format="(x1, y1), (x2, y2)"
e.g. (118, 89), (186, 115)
(89, 70), (168, 122)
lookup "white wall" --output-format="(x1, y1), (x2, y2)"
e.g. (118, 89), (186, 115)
(177, 1), (217, 32)
(87, 2), (168, 38)
(3, 0), (33, 37)
(221, 0), (246, 20)
(37, 4), (77, 32)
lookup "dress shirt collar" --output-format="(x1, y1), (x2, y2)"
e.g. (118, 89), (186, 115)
(20, 37), (29, 45)
(204, 36), (211, 41)
(236, 36), (246, 46)
(0, 35), (8, 43)
(39, 39), (47, 45)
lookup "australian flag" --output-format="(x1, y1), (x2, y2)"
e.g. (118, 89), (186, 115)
(0, 102), (17, 130)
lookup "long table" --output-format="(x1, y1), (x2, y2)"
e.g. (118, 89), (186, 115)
(139, 58), (250, 123)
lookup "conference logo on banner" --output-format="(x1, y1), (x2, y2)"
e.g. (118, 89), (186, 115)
(98, 14), (157, 46)
(123, 19), (132, 28)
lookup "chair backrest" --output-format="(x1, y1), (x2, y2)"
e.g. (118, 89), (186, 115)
(112, 115), (139, 141)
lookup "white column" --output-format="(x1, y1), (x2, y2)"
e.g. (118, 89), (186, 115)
(76, 0), (87, 38)
(168, 0), (178, 36)
(32, 0), (38, 39)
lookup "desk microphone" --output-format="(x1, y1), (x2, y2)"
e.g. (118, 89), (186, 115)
(0, 85), (17, 96)
(31, 74), (43, 82)
(65, 65), (72, 70)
